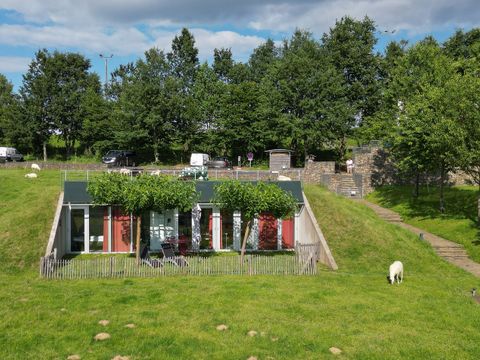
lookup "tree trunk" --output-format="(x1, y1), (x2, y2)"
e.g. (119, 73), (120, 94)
(240, 220), (252, 263)
(135, 215), (142, 265)
(414, 172), (420, 198)
(43, 141), (47, 162)
(478, 184), (480, 226)
(439, 162), (445, 213)
(153, 142), (159, 163)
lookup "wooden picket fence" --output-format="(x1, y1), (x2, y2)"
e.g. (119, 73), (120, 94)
(40, 246), (320, 280)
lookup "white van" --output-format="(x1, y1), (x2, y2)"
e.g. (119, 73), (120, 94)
(0, 147), (24, 162)
(190, 153), (210, 166)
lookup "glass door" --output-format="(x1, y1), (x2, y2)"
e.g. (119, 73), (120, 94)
(70, 208), (86, 252)
(89, 207), (105, 252)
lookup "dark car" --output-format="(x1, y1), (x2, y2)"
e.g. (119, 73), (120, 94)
(207, 156), (231, 169)
(102, 150), (136, 167)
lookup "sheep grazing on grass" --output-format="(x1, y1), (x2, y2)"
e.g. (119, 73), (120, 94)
(31, 163), (41, 171)
(150, 170), (161, 176)
(119, 168), (132, 175)
(387, 261), (404, 284)
(25, 173), (38, 179)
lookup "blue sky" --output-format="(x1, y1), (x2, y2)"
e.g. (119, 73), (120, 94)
(1, 0), (479, 91)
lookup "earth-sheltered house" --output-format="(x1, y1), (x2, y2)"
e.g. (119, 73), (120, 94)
(45, 178), (337, 270)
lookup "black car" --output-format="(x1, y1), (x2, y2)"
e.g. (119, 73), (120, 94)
(207, 156), (231, 169)
(102, 150), (136, 167)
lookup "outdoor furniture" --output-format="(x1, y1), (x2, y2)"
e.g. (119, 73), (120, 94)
(161, 243), (189, 267)
(140, 245), (163, 268)
(165, 235), (189, 256)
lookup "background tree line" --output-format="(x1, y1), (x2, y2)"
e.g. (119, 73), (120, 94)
(0, 17), (479, 185)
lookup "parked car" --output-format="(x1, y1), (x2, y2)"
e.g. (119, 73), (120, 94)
(101, 150), (136, 167)
(190, 153), (210, 166)
(207, 156), (231, 169)
(0, 147), (23, 162)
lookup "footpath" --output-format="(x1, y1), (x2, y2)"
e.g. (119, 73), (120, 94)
(357, 199), (480, 278)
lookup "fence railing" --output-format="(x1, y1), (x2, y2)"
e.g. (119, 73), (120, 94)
(40, 247), (321, 279)
(60, 168), (304, 183)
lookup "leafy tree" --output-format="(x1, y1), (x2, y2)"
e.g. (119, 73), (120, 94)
(0, 74), (22, 147)
(20, 50), (99, 159)
(115, 48), (183, 162)
(88, 173), (197, 263)
(167, 28), (199, 91)
(213, 48), (234, 83)
(214, 181), (297, 260)
(445, 72), (480, 221)
(322, 16), (382, 123)
(191, 63), (225, 154)
(265, 30), (352, 160)
(20, 50), (53, 160)
(79, 87), (114, 156)
(248, 39), (279, 81)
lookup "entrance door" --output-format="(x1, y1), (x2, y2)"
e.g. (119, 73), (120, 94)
(69, 207), (89, 253)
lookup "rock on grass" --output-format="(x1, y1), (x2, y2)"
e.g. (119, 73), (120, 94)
(94, 333), (111, 341)
(329, 347), (342, 355)
(216, 324), (228, 331)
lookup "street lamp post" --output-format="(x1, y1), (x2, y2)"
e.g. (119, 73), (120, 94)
(99, 53), (113, 87)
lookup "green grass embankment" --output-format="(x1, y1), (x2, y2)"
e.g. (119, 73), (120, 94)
(0, 171), (480, 359)
(366, 185), (480, 263)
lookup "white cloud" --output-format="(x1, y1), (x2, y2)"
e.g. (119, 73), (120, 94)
(0, 24), (151, 56)
(191, 29), (265, 61)
(1, 0), (479, 35)
(0, 56), (30, 73)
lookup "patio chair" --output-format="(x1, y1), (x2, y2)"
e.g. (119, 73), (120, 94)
(161, 242), (189, 267)
(140, 245), (163, 268)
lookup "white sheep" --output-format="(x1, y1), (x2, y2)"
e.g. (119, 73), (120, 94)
(151, 170), (161, 176)
(25, 173), (38, 179)
(119, 168), (132, 175)
(31, 163), (41, 171)
(387, 261), (404, 284)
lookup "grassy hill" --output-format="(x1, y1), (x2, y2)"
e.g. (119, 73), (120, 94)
(366, 185), (480, 263)
(1, 170), (480, 359)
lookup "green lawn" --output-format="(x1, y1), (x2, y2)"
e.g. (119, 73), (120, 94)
(366, 185), (480, 263)
(1, 170), (480, 359)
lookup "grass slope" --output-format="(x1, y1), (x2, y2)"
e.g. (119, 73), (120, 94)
(0, 169), (61, 273)
(1, 171), (480, 359)
(366, 185), (480, 263)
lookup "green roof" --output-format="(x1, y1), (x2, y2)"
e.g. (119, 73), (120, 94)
(63, 180), (304, 205)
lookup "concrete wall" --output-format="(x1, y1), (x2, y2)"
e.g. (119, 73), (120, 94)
(45, 192), (66, 259)
(297, 192), (338, 270)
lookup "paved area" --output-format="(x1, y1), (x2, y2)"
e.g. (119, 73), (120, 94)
(357, 199), (480, 278)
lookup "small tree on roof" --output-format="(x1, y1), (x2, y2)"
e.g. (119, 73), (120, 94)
(213, 181), (297, 260)
(88, 172), (197, 263)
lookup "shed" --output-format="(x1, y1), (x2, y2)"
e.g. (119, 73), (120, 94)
(265, 149), (293, 171)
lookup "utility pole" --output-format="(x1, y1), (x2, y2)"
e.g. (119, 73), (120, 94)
(99, 53), (113, 87)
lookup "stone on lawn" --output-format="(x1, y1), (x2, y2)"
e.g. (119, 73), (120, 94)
(98, 320), (109, 326)
(247, 357), (257, 360)
(67, 355), (81, 360)
(94, 333), (111, 341)
(124, 323), (136, 329)
(329, 347), (342, 355)
(247, 330), (258, 337)
(216, 324), (228, 331)
(111, 356), (130, 360)
(271, 337), (279, 342)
